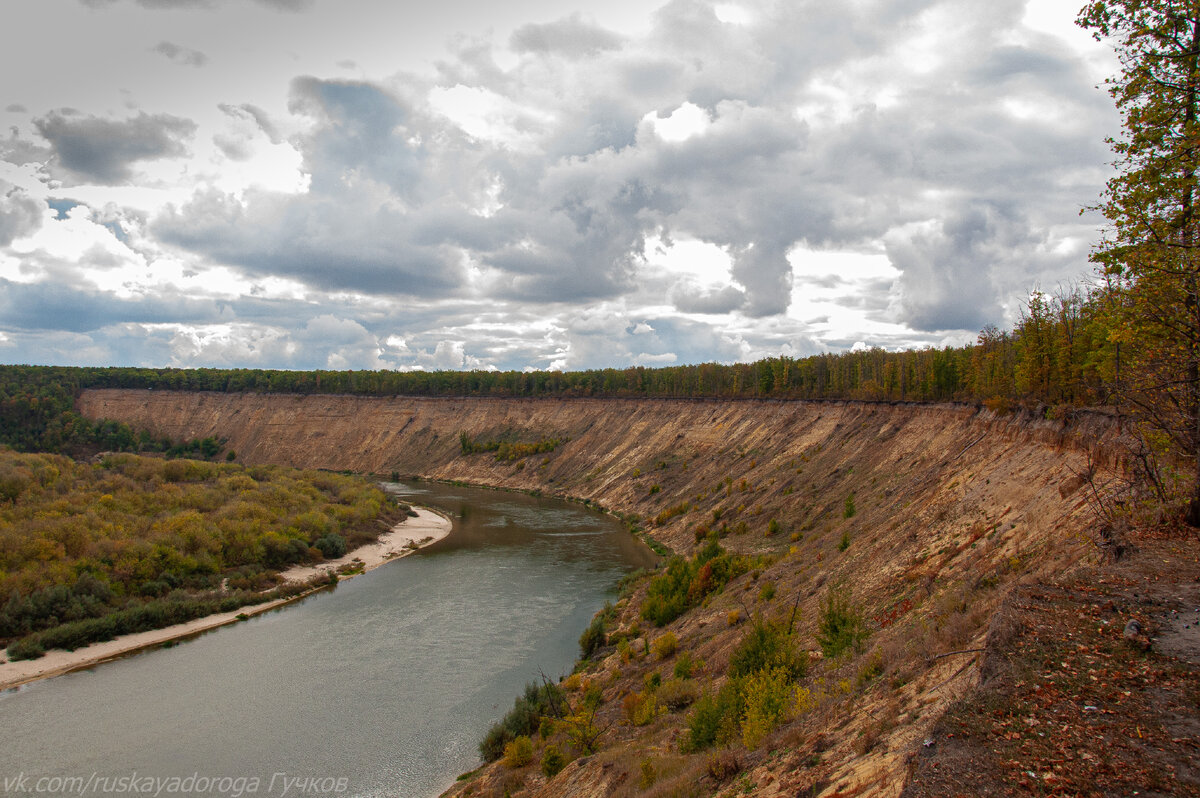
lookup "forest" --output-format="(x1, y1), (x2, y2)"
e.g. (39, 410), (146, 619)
(0, 287), (1113, 426)
(0, 450), (400, 660)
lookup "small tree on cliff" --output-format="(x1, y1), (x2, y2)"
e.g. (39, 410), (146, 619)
(1079, 1), (1200, 524)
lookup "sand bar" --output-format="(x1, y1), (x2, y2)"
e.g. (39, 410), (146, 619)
(0, 507), (452, 692)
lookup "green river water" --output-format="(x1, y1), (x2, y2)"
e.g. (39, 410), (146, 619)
(0, 481), (656, 798)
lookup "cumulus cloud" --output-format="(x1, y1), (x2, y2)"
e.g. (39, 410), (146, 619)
(0, 182), (44, 246)
(669, 281), (745, 314)
(4, 0), (1120, 370)
(34, 111), (197, 184)
(889, 204), (1030, 331)
(153, 188), (470, 297)
(149, 0), (1111, 361)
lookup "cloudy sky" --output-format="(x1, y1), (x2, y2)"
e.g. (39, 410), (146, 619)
(0, 0), (1119, 372)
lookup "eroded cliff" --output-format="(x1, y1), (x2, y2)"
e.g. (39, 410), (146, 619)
(78, 390), (1121, 796)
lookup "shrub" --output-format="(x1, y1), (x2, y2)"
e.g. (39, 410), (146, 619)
(651, 631), (678, 660)
(857, 649), (884, 687)
(478, 726), (511, 760)
(641, 538), (751, 626)
(673, 650), (698, 679)
(838, 530), (851, 552)
(766, 519), (781, 536)
(6, 637), (44, 660)
(564, 706), (604, 755)
(579, 614), (607, 659)
(682, 681), (742, 752)
(621, 691), (642, 724)
(728, 618), (807, 681)
(706, 750), (740, 781)
(654, 501), (691, 526)
(541, 744), (566, 778)
(632, 692), (659, 725)
(314, 533), (347, 559)
(639, 758), (657, 789)
(582, 682), (604, 710)
(502, 736), (533, 768)
(740, 667), (793, 749)
(816, 587), (869, 659)
(683, 691), (723, 752)
(794, 686), (817, 715)
(656, 677), (700, 711)
(479, 681), (567, 762)
(843, 493), (856, 519)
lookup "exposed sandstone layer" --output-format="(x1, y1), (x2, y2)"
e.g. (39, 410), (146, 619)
(77, 389), (1120, 797)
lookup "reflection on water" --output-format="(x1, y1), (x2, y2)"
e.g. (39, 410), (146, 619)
(0, 481), (655, 798)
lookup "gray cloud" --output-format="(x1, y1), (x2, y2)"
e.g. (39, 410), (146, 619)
(154, 189), (470, 297)
(669, 282), (745, 314)
(34, 111), (197, 184)
(0, 183), (44, 246)
(17, 0), (1119, 371)
(0, 278), (223, 333)
(213, 134), (251, 161)
(152, 41), (208, 67)
(510, 14), (623, 57)
(1, 126), (53, 169)
(155, 0), (1110, 341)
(217, 103), (282, 144)
(891, 204), (1028, 331)
(287, 76), (421, 194)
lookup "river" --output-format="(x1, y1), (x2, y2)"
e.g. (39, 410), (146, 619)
(0, 481), (656, 798)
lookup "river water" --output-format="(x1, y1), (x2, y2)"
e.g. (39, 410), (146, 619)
(0, 481), (656, 798)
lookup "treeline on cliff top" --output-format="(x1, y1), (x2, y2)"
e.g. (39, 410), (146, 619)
(1, 288), (1111, 447)
(0, 363), (229, 458)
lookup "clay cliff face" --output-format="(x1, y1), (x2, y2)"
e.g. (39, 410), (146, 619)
(77, 389), (1118, 797)
(77, 391), (1111, 556)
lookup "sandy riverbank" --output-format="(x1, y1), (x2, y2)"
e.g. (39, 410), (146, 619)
(0, 507), (453, 692)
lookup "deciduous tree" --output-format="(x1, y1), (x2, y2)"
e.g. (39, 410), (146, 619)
(1079, 1), (1200, 523)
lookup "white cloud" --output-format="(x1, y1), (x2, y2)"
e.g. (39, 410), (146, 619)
(712, 5), (752, 26)
(642, 102), (709, 143)
(0, 0), (1118, 371)
(428, 84), (554, 150)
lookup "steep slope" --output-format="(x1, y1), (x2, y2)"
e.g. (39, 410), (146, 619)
(78, 390), (1121, 796)
(77, 391), (1113, 553)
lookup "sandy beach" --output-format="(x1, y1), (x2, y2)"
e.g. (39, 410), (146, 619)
(0, 506), (452, 692)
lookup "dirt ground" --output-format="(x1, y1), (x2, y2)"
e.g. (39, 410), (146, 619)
(903, 531), (1200, 798)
